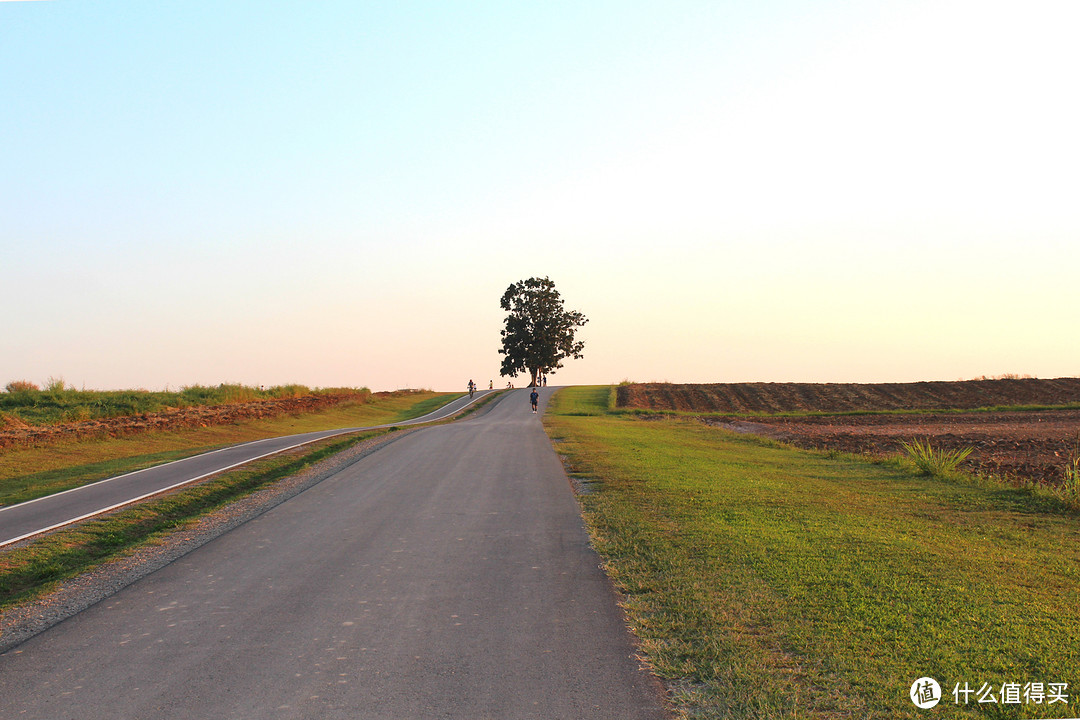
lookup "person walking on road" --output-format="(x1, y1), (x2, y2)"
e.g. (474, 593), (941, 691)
(530, 388), (539, 414)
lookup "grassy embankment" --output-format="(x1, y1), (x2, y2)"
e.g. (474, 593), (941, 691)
(544, 386), (1080, 720)
(0, 390), (460, 611)
(0, 380), (359, 425)
(0, 389), (458, 507)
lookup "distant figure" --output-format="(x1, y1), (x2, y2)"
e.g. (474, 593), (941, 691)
(530, 388), (539, 413)
(467, 379), (476, 398)
(489, 380), (493, 390)
(542, 376), (547, 387)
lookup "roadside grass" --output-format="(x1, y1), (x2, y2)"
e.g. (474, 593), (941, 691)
(0, 391), (459, 507)
(452, 389), (506, 420)
(0, 430), (388, 612)
(0, 382), (371, 426)
(393, 391), (466, 422)
(545, 386), (1080, 719)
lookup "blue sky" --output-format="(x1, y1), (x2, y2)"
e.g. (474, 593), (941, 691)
(3, 1), (1078, 391)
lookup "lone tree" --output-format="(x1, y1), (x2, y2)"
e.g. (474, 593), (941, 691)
(498, 277), (588, 387)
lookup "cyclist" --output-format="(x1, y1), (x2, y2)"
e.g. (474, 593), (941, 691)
(468, 379), (476, 398)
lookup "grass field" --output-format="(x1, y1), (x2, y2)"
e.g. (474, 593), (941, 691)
(545, 386), (1080, 719)
(0, 390), (459, 507)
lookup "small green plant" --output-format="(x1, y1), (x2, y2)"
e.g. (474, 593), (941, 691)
(1063, 435), (1080, 501)
(899, 437), (974, 476)
(1064, 459), (1080, 496)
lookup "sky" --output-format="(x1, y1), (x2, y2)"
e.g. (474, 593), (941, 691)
(2, 1), (1078, 392)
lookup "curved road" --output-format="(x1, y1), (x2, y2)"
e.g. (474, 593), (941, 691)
(0, 390), (494, 547)
(0, 388), (670, 719)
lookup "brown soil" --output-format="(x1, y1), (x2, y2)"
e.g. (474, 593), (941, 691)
(618, 380), (1080, 488)
(617, 378), (1080, 414)
(0, 392), (386, 452)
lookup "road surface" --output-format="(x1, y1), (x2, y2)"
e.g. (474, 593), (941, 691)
(0, 388), (670, 719)
(0, 390), (493, 547)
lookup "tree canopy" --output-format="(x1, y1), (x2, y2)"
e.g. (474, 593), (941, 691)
(498, 277), (588, 387)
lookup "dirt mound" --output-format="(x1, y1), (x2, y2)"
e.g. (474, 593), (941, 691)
(617, 378), (1080, 414)
(0, 414), (31, 431)
(0, 392), (377, 452)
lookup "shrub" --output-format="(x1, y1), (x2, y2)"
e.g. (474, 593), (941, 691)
(899, 438), (974, 476)
(1062, 435), (1080, 501)
(62, 406), (94, 422)
(179, 384), (258, 405)
(4, 380), (39, 393)
(267, 384), (312, 399)
(1063, 458), (1080, 498)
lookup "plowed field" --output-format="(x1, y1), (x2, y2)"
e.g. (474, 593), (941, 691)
(618, 379), (1080, 488)
(617, 378), (1080, 414)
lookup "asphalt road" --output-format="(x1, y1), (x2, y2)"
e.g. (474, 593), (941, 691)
(0, 390), (493, 547)
(0, 388), (670, 719)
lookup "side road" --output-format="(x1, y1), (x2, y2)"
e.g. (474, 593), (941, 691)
(0, 390), (495, 547)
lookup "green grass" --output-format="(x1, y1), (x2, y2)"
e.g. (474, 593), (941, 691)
(392, 391), (465, 421)
(0, 391), (460, 507)
(545, 386), (1080, 719)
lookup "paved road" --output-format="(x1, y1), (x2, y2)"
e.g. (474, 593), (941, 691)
(0, 390), (494, 547)
(0, 388), (670, 719)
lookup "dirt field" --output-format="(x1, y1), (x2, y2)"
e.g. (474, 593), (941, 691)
(617, 378), (1080, 414)
(618, 380), (1080, 488)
